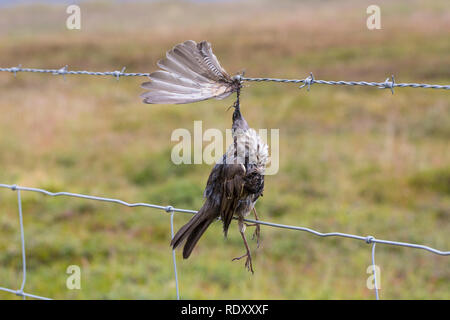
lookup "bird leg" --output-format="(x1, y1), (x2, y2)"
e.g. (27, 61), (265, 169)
(232, 219), (254, 274)
(252, 207), (261, 248)
(243, 207), (261, 248)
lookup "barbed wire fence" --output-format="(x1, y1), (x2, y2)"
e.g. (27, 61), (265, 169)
(1, 65), (450, 91)
(0, 66), (449, 300)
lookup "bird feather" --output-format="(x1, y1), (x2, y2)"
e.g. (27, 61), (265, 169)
(141, 40), (239, 104)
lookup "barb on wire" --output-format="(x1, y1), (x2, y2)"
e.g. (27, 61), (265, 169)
(53, 65), (68, 81)
(1, 66), (449, 91)
(0, 183), (449, 301)
(299, 72), (315, 91)
(10, 64), (22, 77)
(379, 75), (395, 94)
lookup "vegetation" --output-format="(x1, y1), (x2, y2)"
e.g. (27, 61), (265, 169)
(0, 0), (448, 299)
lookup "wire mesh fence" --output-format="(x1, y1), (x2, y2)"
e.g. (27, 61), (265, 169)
(0, 65), (449, 300)
(0, 183), (448, 300)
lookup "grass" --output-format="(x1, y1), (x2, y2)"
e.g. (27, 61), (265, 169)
(0, 0), (448, 299)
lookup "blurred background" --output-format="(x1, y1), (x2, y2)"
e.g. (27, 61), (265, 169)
(0, 0), (449, 299)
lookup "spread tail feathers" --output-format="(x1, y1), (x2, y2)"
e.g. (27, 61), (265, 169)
(141, 40), (239, 104)
(170, 205), (217, 259)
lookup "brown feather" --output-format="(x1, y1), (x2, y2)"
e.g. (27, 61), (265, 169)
(170, 200), (218, 259)
(182, 217), (215, 259)
(219, 164), (246, 236)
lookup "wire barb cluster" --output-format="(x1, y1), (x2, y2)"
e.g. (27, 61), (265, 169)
(0, 183), (448, 300)
(1, 66), (449, 91)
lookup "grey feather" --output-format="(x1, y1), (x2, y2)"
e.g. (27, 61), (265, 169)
(141, 40), (240, 104)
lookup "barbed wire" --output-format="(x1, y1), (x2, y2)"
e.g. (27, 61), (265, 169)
(0, 63), (448, 300)
(0, 65), (150, 81)
(0, 183), (448, 300)
(0, 66), (449, 92)
(242, 74), (450, 93)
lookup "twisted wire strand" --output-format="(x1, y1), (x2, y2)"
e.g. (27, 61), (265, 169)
(0, 66), (449, 90)
(0, 66), (150, 79)
(241, 76), (450, 90)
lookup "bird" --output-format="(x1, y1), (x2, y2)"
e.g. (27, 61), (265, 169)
(141, 40), (269, 273)
(171, 99), (268, 273)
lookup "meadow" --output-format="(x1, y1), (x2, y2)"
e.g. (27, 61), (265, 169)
(0, 0), (449, 299)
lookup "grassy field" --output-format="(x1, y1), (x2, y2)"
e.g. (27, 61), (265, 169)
(0, 0), (449, 299)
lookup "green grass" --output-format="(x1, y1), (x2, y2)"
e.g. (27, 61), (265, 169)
(0, 0), (448, 299)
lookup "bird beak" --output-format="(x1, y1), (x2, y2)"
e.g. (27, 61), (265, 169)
(227, 100), (240, 112)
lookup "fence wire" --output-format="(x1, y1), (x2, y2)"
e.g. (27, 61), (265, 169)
(0, 64), (448, 300)
(0, 66), (449, 92)
(0, 183), (448, 300)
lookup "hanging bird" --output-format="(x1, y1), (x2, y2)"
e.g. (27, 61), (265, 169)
(141, 40), (269, 273)
(171, 99), (268, 273)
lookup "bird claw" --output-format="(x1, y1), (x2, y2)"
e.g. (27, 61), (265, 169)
(232, 251), (254, 274)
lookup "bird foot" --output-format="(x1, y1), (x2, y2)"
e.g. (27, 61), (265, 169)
(244, 223), (261, 249)
(232, 250), (254, 274)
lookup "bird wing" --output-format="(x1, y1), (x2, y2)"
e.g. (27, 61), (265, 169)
(170, 162), (246, 259)
(141, 40), (237, 104)
(219, 163), (247, 236)
(202, 159), (247, 236)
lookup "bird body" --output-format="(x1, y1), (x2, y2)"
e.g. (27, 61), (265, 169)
(171, 106), (268, 272)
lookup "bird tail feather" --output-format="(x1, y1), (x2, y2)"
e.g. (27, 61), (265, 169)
(141, 40), (236, 104)
(170, 205), (216, 259)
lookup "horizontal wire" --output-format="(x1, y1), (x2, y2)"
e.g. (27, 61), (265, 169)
(0, 286), (51, 300)
(1, 63), (447, 300)
(0, 66), (150, 79)
(241, 76), (450, 90)
(0, 183), (448, 256)
(0, 66), (449, 91)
